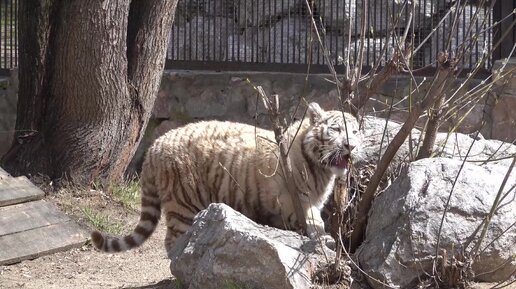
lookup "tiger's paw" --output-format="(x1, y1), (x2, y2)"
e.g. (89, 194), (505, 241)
(308, 230), (336, 251)
(319, 234), (336, 251)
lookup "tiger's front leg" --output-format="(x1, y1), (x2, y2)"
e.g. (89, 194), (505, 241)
(305, 206), (336, 250)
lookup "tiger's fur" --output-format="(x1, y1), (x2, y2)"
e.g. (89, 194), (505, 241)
(91, 103), (360, 254)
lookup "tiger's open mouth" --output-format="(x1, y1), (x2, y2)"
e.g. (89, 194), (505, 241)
(328, 154), (351, 169)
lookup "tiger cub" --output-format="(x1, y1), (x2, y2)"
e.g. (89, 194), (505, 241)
(91, 102), (360, 254)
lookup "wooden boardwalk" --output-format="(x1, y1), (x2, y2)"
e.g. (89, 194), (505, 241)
(0, 167), (86, 265)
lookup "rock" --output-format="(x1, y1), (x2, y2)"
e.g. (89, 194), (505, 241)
(355, 115), (516, 168)
(357, 158), (516, 289)
(169, 203), (335, 289)
(354, 116), (421, 170)
(434, 131), (516, 162)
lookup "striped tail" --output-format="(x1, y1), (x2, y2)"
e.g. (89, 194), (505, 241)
(91, 181), (161, 252)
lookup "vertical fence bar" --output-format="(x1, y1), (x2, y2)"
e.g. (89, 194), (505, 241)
(299, 1), (306, 64)
(10, 0), (13, 68)
(487, 4), (491, 68)
(236, 0), (240, 62)
(263, 0), (266, 63)
(286, 0), (290, 63)
(255, 0), (258, 63)
(244, 0), (248, 62)
(2, 1), (5, 69)
(224, 1), (228, 62)
(466, 2), (470, 68)
(335, 0), (339, 65)
(214, 0), (217, 60)
(274, 0), (277, 63)
(266, 0), (276, 63)
(251, 0), (255, 62)
(442, 0), (446, 56)
(313, 0), (317, 65)
(373, 0), (377, 65)
(379, 0), (383, 64)
(14, 0), (17, 67)
(474, 4), (478, 69)
(292, 1), (296, 63)
(281, 0), (284, 63)
(298, 1), (302, 64)
(196, 1), (199, 60)
(424, 0), (432, 66)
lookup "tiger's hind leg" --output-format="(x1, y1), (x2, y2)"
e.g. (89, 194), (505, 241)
(164, 226), (181, 256)
(163, 203), (196, 255)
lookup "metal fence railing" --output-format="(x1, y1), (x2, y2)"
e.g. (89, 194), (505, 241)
(166, 0), (495, 74)
(0, 0), (17, 75)
(0, 1), (511, 76)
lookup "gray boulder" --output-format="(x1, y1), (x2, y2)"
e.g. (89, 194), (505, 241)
(169, 203), (336, 289)
(354, 116), (421, 170)
(355, 116), (516, 169)
(357, 157), (516, 289)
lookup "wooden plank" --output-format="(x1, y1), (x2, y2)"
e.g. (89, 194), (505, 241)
(0, 200), (71, 236)
(0, 176), (44, 207)
(0, 221), (86, 265)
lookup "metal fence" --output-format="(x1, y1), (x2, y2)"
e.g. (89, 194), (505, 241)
(0, 0), (17, 75)
(166, 0), (495, 74)
(0, 1), (511, 75)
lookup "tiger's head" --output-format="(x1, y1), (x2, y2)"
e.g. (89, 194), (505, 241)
(303, 102), (361, 176)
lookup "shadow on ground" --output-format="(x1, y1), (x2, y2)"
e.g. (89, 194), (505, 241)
(128, 279), (177, 289)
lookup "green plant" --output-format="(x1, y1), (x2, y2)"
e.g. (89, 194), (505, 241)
(110, 179), (141, 209)
(80, 206), (124, 235)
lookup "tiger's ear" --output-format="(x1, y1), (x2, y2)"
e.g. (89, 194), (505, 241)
(308, 102), (325, 124)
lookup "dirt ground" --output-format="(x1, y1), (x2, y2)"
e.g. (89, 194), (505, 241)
(0, 182), (177, 289)
(0, 180), (513, 289)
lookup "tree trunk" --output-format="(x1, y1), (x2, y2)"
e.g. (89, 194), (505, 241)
(2, 0), (178, 186)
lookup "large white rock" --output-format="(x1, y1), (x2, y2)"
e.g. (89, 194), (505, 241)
(169, 203), (336, 289)
(355, 116), (516, 169)
(354, 116), (422, 172)
(357, 157), (516, 289)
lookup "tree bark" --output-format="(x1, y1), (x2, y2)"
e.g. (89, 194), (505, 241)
(416, 95), (444, 160)
(2, 0), (178, 186)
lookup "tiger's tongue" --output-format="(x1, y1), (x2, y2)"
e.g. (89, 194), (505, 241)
(331, 155), (349, 169)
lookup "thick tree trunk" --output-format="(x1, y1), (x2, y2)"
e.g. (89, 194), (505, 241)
(2, 0), (178, 186)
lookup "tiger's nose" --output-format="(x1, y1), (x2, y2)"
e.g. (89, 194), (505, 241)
(345, 144), (355, 151)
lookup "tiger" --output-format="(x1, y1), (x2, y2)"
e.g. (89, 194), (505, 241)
(91, 102), (361, 254)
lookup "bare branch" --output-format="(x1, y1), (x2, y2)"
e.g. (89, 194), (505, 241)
(349, 53), (457, 251)
(256, 88), (307, 233)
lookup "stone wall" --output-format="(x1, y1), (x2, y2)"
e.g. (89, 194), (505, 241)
(1, 66), (514, 171)
(151, 69), (488, 132)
